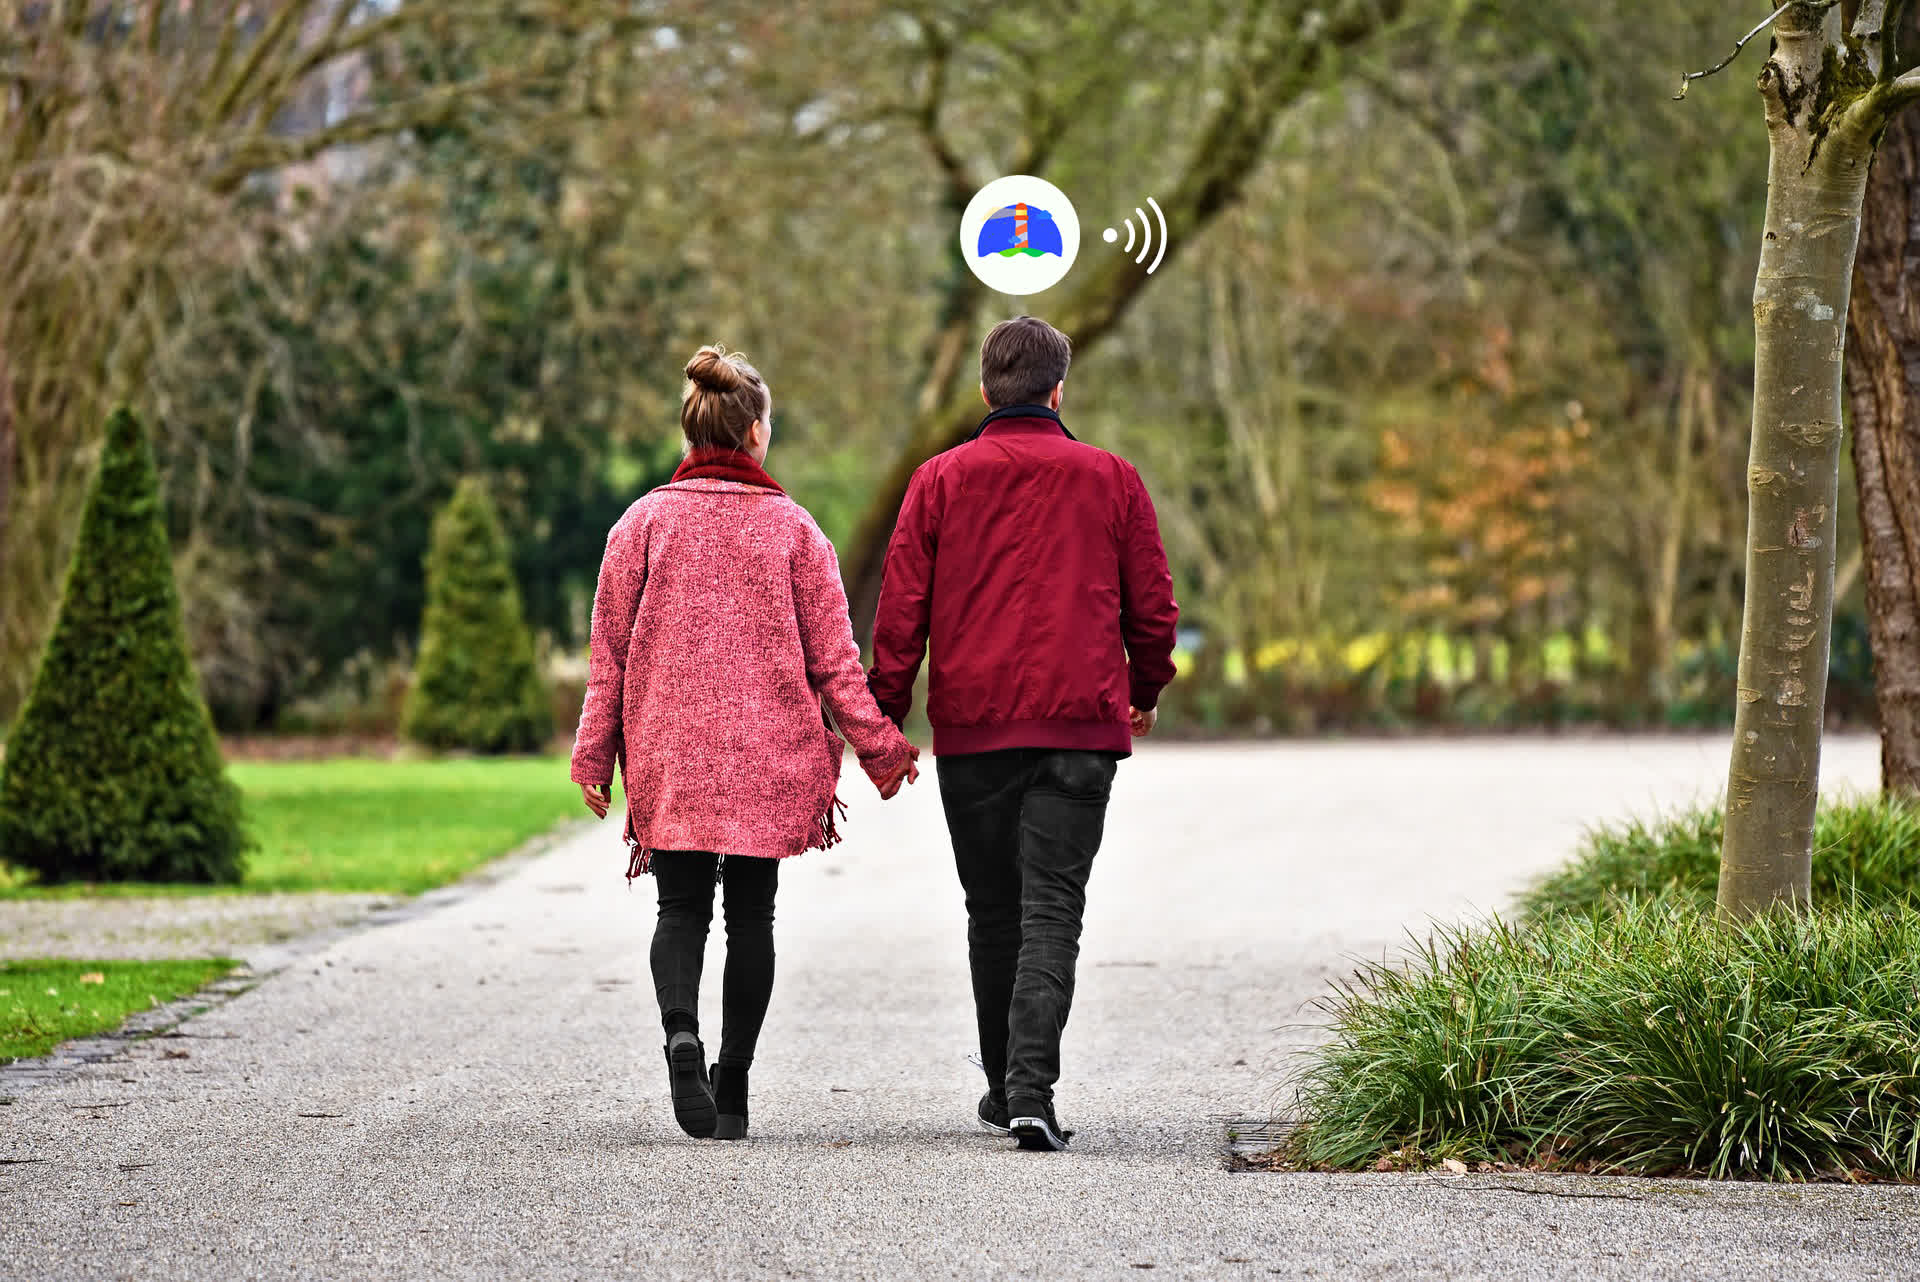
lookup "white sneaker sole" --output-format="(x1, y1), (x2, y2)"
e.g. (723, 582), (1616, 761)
(1009, 1116), (1069, 1151)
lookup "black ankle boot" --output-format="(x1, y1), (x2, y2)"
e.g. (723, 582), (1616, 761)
(662, 1030), (715, 1138)
(711, 1063), (749, 1140)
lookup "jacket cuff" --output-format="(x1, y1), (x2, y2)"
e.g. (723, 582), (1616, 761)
(1128, 680), (1164, 713)
(858, 732), (914, 784)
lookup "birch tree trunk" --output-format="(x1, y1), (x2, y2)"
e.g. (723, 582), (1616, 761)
(1846, 7), (1920, 796)
(1718, 1), (1920, 916)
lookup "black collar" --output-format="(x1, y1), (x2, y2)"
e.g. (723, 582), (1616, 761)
(968, 404), (1077, 442)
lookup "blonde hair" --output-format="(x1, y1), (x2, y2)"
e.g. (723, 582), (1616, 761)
(680, 345), (770, 451)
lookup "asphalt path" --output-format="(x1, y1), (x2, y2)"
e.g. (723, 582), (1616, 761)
(5, 736), (1916, 1281)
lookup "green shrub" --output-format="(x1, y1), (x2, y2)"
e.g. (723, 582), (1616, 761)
(401, 477), (550, 753)
(0, 409), (249, 883)
(1518, 795), (1920, 922)
(1287, 903), (1920, 1180)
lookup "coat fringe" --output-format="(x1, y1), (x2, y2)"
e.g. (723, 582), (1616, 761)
(810, 789), (849, 853)
(621, 788), (846, 885)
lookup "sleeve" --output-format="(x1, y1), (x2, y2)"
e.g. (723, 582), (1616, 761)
(570, 520), (645, 786)
(866, 466), (937, 728)
(1118, 465), (1180, 712)
(793, 519), (914, 786)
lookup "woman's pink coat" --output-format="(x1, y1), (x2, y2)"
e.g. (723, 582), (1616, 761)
(570, 479), (913, 866)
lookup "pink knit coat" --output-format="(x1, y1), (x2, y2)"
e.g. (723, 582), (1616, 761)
(570, 478), (913, 874)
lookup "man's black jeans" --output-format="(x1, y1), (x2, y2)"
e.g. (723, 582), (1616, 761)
(937, 748), (1118, 1109)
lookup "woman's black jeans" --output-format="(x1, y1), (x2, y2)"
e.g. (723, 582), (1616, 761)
(649, 851), (779, 1069)
(936, 749), (1118, 1111)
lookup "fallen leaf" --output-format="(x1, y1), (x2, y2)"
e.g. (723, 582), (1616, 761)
(1441, 1158), (1469, 1175)
(825, 1139), (852, 1149)
(1374, 1156), (1393, 1172)
(79, 973), (105, 985)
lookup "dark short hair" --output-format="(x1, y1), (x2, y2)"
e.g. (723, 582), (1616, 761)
(979, 316), (1072, 409)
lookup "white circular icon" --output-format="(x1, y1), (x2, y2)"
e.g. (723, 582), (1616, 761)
(958, 175), (1080, 297)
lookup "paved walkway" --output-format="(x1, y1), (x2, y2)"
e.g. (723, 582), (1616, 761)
(4, 737), (1916, 1280)
(0, 893), (393, 962)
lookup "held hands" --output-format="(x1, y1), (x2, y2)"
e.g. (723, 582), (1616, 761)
(580, 783), (611, 819)
(1129, 706), (1157, 737)
(877, 744), (922, 800)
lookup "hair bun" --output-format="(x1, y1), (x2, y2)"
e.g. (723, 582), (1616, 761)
(685, 345), (746, 393)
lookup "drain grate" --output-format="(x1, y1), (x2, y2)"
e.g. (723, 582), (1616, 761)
(1219, 1114), (1296, 1160)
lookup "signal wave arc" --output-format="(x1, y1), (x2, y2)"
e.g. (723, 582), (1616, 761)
(1122, 219), (1136, 253)
(1147, 197), (1168, 275)
(1133, 208), (1151, 266)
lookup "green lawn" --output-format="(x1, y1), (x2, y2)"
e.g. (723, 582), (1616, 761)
(0, 755), (600, 897)
(0, 958), (238, 1063)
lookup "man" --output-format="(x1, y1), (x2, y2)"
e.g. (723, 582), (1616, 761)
(868, 315), (1180, 1151)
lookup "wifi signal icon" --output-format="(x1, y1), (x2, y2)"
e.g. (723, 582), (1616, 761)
(1102, 198), (1169, 274)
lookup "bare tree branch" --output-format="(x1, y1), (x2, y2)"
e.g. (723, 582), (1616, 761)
(905, 13), (979, 203)
(1888, 63), (1920, 101)
(1674, 2), (1798, 99)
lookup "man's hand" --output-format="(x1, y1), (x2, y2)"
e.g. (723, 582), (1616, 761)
(580, 783), (611, 819)
(878, 745), (922, 800)
(1128, 707), (1157, 737)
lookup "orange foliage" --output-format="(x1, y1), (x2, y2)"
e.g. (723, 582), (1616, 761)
(1366, 319), (1592, 633)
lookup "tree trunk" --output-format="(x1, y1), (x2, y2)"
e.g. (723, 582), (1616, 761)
(840, 0), (1405, 640)
(1846, 9), (1920, 796)
(1718, 7), (1881, 917)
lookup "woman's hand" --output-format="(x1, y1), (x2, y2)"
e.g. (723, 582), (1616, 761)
(580, 783), (611, 819)
(877, 745), (921, 799)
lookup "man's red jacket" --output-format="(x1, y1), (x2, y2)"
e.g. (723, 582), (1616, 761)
(867, 408), (1180, 757)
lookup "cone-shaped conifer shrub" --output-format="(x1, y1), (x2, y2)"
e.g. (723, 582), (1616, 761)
(401, 478), (551, 753)
(0, 408), (249, 883)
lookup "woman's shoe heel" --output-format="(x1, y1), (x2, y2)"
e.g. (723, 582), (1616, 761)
(664, 1031), (716, 1138)
(711, 1063), (749, 1140)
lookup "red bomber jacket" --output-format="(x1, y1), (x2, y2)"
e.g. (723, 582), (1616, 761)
(868, 407), (1180, 757)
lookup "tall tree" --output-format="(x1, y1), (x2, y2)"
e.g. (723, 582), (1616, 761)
(0, 0), (636, 725)
(1847, 7), (1920, 795)
(1705, 1), (1920, 916)
(839, 0), (1407, 635)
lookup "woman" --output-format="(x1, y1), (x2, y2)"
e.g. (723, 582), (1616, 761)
(571, 345), (918, 1141)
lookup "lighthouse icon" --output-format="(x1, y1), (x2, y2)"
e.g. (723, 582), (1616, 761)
(958, 174), (1080, 295)
(976, 202), (1066, 258)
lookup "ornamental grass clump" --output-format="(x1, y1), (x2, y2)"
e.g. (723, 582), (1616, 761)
(1286, 903), (1920, 1181)
(1517, 795), (1920, 922)
(0, 408), (249, 884)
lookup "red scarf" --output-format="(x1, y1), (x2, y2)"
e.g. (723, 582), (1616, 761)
(672, 447), (786, 494)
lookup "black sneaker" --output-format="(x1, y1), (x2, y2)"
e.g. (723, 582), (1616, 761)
(1007, 1097), (1073, 1151)
(663, 1031), (716, 1138)
(977, 1091), (1010, 1135)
